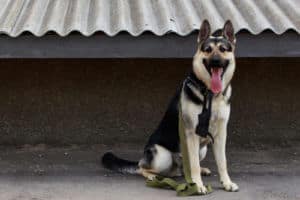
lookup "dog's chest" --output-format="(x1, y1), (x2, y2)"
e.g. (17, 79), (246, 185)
(209, 95), (230, 135)
(180, 86), (231, 136)
(211, 95), (229, 120)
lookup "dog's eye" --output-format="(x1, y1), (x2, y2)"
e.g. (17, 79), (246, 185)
(203, 46), (212, 53)
(219, 46), (226, 52)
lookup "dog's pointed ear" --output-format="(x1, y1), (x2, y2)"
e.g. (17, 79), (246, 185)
(198, 20), (211, 43)
(223, 20), (235, 43)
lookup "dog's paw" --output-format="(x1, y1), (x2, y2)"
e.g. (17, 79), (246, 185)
(146, 174), (157, 181)
(197, 184), (208, 195)
(222, 181), (239, 192)
(200, 167), (211, 176)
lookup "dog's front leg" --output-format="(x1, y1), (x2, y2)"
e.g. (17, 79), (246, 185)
(212, 119), (239, 192)
(185, 130), (208, 194)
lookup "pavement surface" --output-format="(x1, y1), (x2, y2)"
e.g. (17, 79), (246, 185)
(0, 143), (299, 200)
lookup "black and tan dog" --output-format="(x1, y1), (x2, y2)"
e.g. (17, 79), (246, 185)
(102, 20), (239, 194)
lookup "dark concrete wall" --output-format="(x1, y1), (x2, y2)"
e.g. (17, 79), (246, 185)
(0, 59), (299, 147)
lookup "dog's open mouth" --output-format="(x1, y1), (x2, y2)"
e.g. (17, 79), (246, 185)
(211, 67), (223, 94)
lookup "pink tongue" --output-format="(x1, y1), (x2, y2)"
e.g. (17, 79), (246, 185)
(211, 68), (223, 94)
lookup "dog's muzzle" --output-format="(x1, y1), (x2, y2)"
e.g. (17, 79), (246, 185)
(203, 56), (229, 94)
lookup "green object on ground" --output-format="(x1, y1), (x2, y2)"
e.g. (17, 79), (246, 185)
(146, 176), (213, 196)
(145, 104), (213, 196)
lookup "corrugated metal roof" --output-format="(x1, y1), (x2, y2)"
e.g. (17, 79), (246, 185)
(0, 0), (299, 37)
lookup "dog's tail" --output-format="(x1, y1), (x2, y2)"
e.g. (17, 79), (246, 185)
(102, 152), (140, 174)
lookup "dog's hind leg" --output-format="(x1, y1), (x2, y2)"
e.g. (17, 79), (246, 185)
(138, 144), (173, 179)
(138, 168), (157, 180)
(168, 153), (183, 177)
(199, 145), (211, 176)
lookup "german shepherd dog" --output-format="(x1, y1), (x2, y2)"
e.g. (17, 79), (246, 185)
(102, 20), (239, 194)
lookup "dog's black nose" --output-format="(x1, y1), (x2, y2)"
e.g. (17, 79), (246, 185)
(210, 55), (221, 67)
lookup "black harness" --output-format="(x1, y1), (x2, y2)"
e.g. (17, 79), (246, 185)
(196, 88), (214, 142)
(184, 72), (230, 143)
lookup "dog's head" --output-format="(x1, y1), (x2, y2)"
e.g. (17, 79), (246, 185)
(193, 20), (236, 94)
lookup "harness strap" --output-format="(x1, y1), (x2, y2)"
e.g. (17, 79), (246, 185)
(195, 83), (230, 143)
(196, 90), (214, 143)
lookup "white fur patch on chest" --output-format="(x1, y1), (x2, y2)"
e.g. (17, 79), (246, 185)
(211, 95), (230, 120)
(209, 94), (230, 136)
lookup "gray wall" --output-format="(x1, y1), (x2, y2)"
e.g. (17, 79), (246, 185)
(0, 32), (299, 58)
(0, 59), (299, 147)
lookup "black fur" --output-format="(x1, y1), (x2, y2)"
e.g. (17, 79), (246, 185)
(144, 87), (181, 153)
